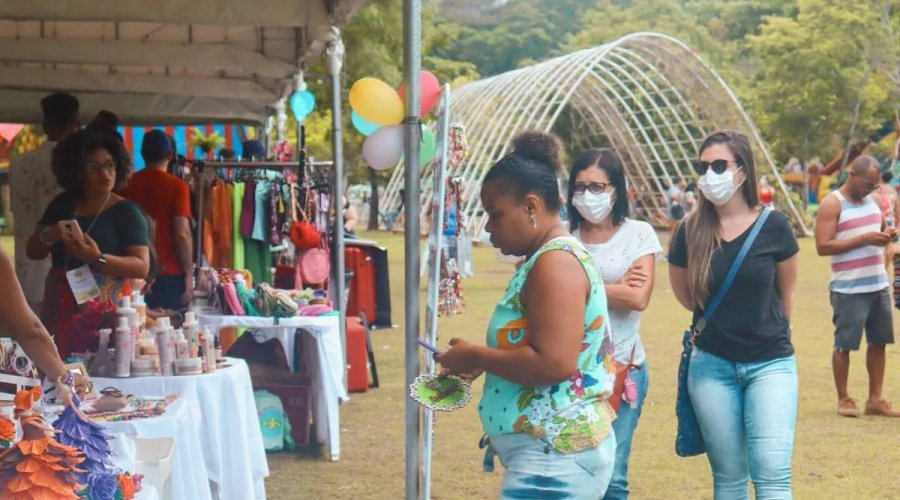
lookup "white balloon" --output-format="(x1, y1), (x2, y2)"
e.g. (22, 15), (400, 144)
(362, 125), (404, 170)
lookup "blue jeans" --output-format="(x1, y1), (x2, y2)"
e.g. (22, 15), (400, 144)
(490, 432), (616, 500)
(688, 348), (798, 500)
(604, 362), (649, 500)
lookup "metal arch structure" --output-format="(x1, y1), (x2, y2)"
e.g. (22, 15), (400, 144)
(382, 32), (810, 236)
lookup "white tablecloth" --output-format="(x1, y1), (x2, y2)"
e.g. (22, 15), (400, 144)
(94, 358), (269, 500)
(196, 312), (347, 461)
(101, 400), (211, 500)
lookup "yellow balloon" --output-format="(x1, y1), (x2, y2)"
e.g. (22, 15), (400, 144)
(349, 77), (404, 126)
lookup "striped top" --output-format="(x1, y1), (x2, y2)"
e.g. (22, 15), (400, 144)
(830, 191), (890, 294)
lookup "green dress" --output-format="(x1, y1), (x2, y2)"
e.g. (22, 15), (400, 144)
(479, 236), (616, 454)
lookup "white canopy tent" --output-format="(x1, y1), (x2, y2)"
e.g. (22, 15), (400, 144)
(0, 0), (367, 124)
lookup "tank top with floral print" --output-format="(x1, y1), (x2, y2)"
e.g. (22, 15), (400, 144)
(479, 236), (616, 454)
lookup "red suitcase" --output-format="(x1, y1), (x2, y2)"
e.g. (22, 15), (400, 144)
(346, 316), (370, 393)
(345, 247), (377, 319)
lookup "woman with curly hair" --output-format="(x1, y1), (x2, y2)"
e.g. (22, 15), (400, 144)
(26, 131), (150, 358)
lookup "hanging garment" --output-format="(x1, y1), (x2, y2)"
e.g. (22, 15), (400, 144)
(244, 238), (273, 285)
(252, 181), (271, 242)
(270, 182), (284, 246)
(233, 182), (246, 270)
(241, 180), (257, 238)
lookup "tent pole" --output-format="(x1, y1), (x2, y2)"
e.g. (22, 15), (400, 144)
(326, 32), (348, 395)
(403, 0), (423, 498)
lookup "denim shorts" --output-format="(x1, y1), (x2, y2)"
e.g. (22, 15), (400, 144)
(489, 432), (616, 500)
(830, 288), (895, 351)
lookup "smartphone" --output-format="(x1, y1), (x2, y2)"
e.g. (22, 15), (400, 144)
(61, 220), (83, 240)
(416, 338), (443, 355)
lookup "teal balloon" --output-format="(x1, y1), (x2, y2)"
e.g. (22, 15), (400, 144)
(420, 128), (437, 166)
(290, 90), (316, 121)
(301, 90), (316, 114)
(351, 110), (381, 136)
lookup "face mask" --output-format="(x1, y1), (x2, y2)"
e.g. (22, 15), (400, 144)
(572, 192), (613, 224)
(698, 167), (743, 206)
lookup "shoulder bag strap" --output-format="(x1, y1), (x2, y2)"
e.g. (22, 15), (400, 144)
(694, 208), (771, 334)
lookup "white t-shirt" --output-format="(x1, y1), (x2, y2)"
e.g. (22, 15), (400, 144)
(575, 219), (663, 364)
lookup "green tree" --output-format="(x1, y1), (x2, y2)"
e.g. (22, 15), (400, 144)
(747, 0), (898, 160)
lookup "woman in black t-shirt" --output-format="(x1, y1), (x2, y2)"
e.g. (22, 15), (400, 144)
(26, 131), (150, 359)
(668, 130), (799, 498)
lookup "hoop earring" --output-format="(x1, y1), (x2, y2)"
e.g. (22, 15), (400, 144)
(529, 213), (537, 228)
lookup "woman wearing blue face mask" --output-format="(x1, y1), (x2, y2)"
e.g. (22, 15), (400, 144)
(669, 130), (799, 499)
(568, 149), (663, 500)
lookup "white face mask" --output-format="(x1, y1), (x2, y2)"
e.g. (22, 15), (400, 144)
(573, 191), (613, 224)
(699, 167), (743, 206)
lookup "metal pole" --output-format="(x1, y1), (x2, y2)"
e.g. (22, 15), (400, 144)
(326, 32), (348, 394)
(403, 0), (423, 498)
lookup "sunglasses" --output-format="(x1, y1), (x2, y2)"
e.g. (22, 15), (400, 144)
(573, 182), (611, 195)
(693, 159), (740, 176)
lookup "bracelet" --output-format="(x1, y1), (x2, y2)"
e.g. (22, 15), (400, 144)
(39, 227), (55, 247)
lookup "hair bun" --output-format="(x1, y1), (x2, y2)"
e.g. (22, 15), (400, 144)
(511, 131), (563, 174)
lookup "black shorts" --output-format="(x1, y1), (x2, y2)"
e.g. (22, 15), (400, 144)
(147, 274), (187, 310)
(830, 288), (895, 351)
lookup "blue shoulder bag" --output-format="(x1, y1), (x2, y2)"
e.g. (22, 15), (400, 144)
(675, 208), (771, 457)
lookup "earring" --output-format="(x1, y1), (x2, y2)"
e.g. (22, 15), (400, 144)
(529, 213), (537, 228)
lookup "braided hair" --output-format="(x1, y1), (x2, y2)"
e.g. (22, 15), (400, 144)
(483, 131), (564, 212)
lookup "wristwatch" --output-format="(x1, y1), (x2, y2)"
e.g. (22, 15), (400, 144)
(95, 253), (108, 269)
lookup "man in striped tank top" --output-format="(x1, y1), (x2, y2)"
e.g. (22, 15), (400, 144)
(816, 155), (900, 418)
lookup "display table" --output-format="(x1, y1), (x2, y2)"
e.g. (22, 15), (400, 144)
(94, 358), (268, 500)
(100, 400), (211, 500)
(196, 312), (348, 461)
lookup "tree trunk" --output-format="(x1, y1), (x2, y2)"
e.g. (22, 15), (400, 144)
(367, 166), (379, 231)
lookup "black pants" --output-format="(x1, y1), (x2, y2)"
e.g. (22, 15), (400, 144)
(147, 274), (187, 310)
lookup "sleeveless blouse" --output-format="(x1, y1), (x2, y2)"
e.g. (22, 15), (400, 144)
(479, 236), (616, 454)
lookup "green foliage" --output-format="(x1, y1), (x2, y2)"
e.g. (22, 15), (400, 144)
(747, 0), (899, 160)
(453, 0), (898, 164)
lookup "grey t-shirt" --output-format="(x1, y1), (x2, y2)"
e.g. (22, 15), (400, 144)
(576, 219), (663, 364)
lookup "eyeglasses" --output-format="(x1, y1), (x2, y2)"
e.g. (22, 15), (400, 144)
(693, 159), (740, 176)
(573, 182), (611, 195)
(87, 161), (116, 173)
(865, 182), (881, 193)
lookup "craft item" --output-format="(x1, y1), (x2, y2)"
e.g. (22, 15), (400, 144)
(131, 292), (147, 326)
(129, 359), (154, 377)
(53, 406), (114, 481)
(409, 374), (472, 411)
(155, 327), (174, 376)
(85, 395), (177, 422)
(174, 329), (189, 360)
(117, 297), (139, 361)
(0, 415), (13, 449)
(174, 358), (203, 375)
(89, 329), (114, 377)
(113, 318), (131, 377)
(89, 388), (133, 413)
(202, 328), (216, 373)
(0, 388), (86, 499)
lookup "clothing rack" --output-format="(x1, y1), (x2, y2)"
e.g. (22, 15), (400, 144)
(190, 159), (303, 282)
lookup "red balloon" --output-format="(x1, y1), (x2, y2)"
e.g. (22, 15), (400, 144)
(399, 71), (442, 116)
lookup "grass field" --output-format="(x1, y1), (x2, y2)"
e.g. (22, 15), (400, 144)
(265, 231), (900, 499)
(5, 234), (900, 498)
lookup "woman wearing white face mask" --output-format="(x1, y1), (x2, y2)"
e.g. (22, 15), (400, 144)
(669, 130), (799, 499)
(568, 148), (663, 500)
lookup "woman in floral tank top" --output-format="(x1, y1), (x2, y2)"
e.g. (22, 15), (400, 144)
(436, 132), (617, 499)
